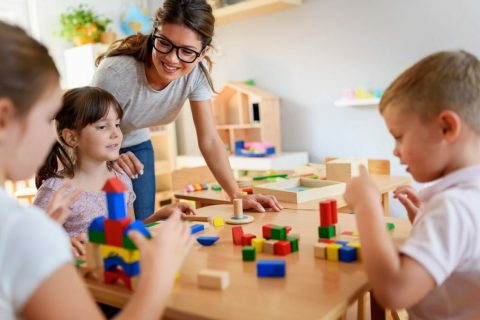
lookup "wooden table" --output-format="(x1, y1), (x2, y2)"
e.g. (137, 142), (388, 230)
(174, 175), (411, 215)
(83, 204), (411, 319)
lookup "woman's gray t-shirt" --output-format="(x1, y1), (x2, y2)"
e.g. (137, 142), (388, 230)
(91, 55), (212, 147)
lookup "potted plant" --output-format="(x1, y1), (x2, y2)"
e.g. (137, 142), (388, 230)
(60, 4), (112, 46)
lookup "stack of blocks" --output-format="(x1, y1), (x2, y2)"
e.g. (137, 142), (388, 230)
(314, 199), (360, 263)
(87, 177), (152, 290)
(232, 224), (298, 278)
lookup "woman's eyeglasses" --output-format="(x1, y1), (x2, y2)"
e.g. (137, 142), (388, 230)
(151, 35), (204, 63)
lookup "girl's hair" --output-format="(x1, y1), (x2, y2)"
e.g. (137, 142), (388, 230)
(96, 0), (216, 92)
(35, 87), (123, 188)
(0, 21), (59, 117)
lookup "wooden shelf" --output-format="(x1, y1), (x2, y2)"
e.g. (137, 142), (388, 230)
(334, 98), (380, 108)
(214, 0), (302, 25)
(216, 123), (262, 130)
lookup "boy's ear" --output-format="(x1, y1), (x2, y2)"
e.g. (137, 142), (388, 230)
(438, 110), (462, 142)
(0, 98), (15, 139)
(62, 128), (79, 148)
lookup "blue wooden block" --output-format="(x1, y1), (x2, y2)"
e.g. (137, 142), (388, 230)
(89, 216), (105, 232)
(103, 256), (140, 277)
(191, 224), (205, 234)
(196, 236), (219, 246)
(106, 192), (127, 220)
(335, 240), (349, 247)
(339, 246), (357, 262)
(124, 221), (152, 239)
(257, 260), (286, 277)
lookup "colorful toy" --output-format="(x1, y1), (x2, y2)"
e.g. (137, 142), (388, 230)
(196, 236), (220, 246)
(257, 260), (286, 278)
(198, 269), (230, 290)
(86, 177), (152, 290)
(235, 140), (275, 157)
(242, 246), (256, 261)
(184, 183), (209, 193)
(225, 198), (254, 225)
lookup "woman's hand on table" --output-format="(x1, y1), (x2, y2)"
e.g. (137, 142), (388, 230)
(239, 193), (283, 212)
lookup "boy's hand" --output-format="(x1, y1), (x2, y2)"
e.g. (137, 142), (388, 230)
(393, 185), (419, 223)
(128, 212), (194, 280)
(46, 184), (81, 225)
(239, 194), (282, 213)
(70, 232), (86, 257)
(344, 165), (381, 212)
(113, 151), (144, 179)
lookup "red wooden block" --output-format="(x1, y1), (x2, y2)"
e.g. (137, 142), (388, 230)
(285, 226), (292, 233)
(274, 240), (291, 256)
(104, 269), (133, 290)
(329, 199), (338, 224)
(103, 177), (127, 193)
(105, 217), (132, 247)
(232, 226), (244, 245)
(262, 224), (276, 239)
(319, 200), (332, 226)
(319, 239), (336, 244)
(341, 231), (353, 236)
(242, 234), (256, 246)
(241, 186), (253, 194)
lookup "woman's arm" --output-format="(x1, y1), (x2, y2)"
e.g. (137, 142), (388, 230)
(190, 100), (281, 212)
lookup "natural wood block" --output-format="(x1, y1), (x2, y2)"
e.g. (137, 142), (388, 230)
(198, 269), (230, 290)
(326, 158), (369, 183)
(314, 243), (328, 259)
(264, 239), (277, 254)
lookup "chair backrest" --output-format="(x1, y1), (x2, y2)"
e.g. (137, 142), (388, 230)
(172, 166), (216, 191)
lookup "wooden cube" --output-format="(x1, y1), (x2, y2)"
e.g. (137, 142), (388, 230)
(326, 158), (369, 183)
(198, 269), (230, 290)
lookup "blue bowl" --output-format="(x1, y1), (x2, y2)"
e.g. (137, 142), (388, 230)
(197, 236), (220, 246)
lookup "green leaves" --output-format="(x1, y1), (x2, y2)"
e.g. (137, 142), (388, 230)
(59, 4), (112, 44)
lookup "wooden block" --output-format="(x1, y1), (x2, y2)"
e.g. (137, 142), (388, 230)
(86, 242), (102, 269)
(339, 246), (357, 262)
(314, 243), (328, 259)
(347, 241), (362, 260)
(241, 233), (256, 246)
(271, 226), (287, 240)
(212, 217), (224, 227)
(251, 237), (266, 253)
(274, 240), (291, 256)
(319, 200), (332, 226)
(329, 199), (338, 224)
(264, 240), (276, 254)
(326, 244), (342, 261)
(233, 198), (243, 218)
(318, 225), (335, 239)
(105, 218), (132, 247)
(287, 237), (299, 252)
(198, 269), (230, 290)
(100, 244), (140, 263)
(183, 215), (212, 223)
(262, 224), (276, 239)
(242, 246), (256, 261)
(326, 158), (369, 183)
(232, 226), (244, 245)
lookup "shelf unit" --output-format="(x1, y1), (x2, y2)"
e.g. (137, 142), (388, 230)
(214, 0), (302, 25)
(150, 124), (177, 209)
(212, 81), (282, 154)
(334, 98), (380, 108)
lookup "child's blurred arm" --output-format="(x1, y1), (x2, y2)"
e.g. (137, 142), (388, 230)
(344, 166), (435, 309)
(393, 185), (420, 223)
(143, 202), (197, 224)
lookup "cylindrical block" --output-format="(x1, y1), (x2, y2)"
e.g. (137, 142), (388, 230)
(329, 199), (338, 224)
(319, 200), (332, 226)
(233, 198), (243, 218)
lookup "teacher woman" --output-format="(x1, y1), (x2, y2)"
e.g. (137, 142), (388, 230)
(93, 0), (281, 220)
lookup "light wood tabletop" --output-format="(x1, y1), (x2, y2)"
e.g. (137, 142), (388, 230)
(82, 204), (411, 319)
(174, 175), (411, 215)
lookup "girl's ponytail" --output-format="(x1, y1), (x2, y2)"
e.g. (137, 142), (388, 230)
(35, 141), (74, 188)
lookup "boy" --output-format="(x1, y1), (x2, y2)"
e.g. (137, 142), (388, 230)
(344, 50), (480, 319)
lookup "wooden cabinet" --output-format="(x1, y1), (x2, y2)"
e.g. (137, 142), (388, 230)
(212, 81), (282, 154)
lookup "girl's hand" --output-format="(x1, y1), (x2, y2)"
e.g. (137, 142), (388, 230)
(70, 232), (86, 257)
(149, 202), (197, 221)
(239, 194), (282, 212)
(344, 165), (381, 213)
(393, 185), (419, 223)
(113, 151), (144, 179)
(46, 184), (81, 225)
(128, 212), (194, 280)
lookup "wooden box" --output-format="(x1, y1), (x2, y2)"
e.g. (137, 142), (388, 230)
(253, 178), (345, 203)
(326, 158), (368, 183)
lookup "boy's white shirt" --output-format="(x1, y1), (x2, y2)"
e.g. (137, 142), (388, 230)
(0, 188), (72, 319)
(400, 164), (480, 319)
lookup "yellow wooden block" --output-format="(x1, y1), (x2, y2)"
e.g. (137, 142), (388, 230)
(251, 237), (266, 253)
(326, 244), (342, 261)
(347, 241), (362, 260)
(212, 217), (224, 227)
(100, 244), (139, 263)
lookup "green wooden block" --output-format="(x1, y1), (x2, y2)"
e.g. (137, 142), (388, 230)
(123, 236), (137, 250)
(242, 246), (256, 261)
(88, 230), (105, 244)
(318, 225), (335, 239)
(386, 222), (395, 231)
(271, 226), (287, 240)
(211, 184), (222, 191)
(287, 237), (299, 252)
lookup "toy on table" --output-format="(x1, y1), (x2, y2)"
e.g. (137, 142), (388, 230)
(235, 140), (275, 157)
(225, 198), (254, 225)
(86, 177), (152, 290)
(196, 236), (220, 246)
(184, 183), (209, 192)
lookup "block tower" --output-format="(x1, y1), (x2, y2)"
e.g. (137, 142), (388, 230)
(318, 199), (338, 240)
(87, 177), (151, 290)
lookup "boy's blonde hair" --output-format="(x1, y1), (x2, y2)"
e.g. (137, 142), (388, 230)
(380, 50), (480, 134)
